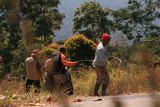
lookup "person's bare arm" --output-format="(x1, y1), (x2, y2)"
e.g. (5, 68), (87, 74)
(61, 54), (78, 67)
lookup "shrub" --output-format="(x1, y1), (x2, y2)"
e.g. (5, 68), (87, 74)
(49, 43), (60, 51)
(40, 43), (59, 56)
(64, 34), (96, 61)
(39, 47), (53, 57)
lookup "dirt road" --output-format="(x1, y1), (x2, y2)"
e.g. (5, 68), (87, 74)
(42, 93), (160, 107)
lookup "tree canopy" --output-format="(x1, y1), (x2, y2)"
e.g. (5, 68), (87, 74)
(0, 0), (64, 73)
(21, 0), (65, 40)
(73, 1), (115, 42)
(113, 0), (160, 43)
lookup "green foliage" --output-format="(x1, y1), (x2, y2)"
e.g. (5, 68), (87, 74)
(0, 24), (22, 73)
(49, 43), (60, 51)
(64, 34), (96, 61)
(0, 0), (24, 73)
(147, 38), (160, 58)
(39, 47), (53, 57)
(57, 40), (65, 45)
(0, 27), (9, 52)
(0, 0), (64, 75)
(73, 1), (115, 41)
(112, 46), (127, 58)
(39, 43), (59, 59)
(21, 0), (65, 40)
(113, 0), (160, 42)
(40, 42), (59, 57)
(9, 41), (28, 76)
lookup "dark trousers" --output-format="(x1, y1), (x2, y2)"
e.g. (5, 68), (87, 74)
(45, 73), (54, 92)
(65, 72), (74, 95)
(26, 79), (41, 93)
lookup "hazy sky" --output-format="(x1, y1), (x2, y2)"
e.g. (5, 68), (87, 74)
(55, 0), (128, 40)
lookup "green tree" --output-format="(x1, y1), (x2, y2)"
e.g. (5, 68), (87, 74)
(0, 27), (9, 53)
(113, 0), (160, 43)
(0, 0), (64, 74)
(20, 0), (65, 42)
(73, 1), (115, 42)
(0, 0), (22, 73)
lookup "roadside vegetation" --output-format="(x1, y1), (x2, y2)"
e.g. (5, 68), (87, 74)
(0, 62), (159, 106)
(0, 0), (160, 106)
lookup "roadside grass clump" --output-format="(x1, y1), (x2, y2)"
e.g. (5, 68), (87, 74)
(0, 79), (25, 106)
(72, 63), (160, 96)
(109, 67), (151, 95)
(71, 67), (96, 96)
(0, 79), (71, 106)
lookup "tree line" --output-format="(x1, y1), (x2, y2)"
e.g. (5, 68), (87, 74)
(0, 0), (160, 75)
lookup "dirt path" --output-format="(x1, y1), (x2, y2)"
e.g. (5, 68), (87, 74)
(38, 93), (160, 107)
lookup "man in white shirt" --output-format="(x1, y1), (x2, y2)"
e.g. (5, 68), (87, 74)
(93, 33), (111, 96)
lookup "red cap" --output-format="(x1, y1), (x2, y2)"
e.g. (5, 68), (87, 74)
(101, 33), (110, 41)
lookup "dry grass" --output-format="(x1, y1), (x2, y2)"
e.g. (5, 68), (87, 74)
(72, 64), (160, 96)
(0, 79), (70, 106)
(0, 64), (159, 106)
(72, 68), (96, 96)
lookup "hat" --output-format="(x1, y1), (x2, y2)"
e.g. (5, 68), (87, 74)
(59, 47), (66, 53)
(31, 49), (39, 56)
(101, 33), (110, 41)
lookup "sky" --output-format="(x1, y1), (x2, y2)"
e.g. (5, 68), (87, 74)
(55, 0), (128, 40)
